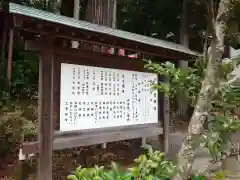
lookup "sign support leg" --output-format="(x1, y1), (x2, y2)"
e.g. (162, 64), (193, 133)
(38, 36), (54, 180)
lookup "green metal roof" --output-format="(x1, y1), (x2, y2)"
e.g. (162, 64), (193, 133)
(8, 3), (198, 56)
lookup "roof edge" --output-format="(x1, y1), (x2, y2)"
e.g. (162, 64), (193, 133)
(8, 2), (199, 57)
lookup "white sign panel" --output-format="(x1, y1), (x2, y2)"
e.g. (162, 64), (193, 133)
(60, 63), (158, 131)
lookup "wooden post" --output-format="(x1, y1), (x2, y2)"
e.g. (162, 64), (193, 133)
(163, 77), (170, 154)
(38, 35), (54, 180)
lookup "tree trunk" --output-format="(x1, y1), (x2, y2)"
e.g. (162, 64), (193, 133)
(86, 0), (114, 26)
(172, 0), (231, 179)
(178, 0), (189, 120)
(48, 0), (59, 13)
(112, 0), (117, 29)
(0, 13), (7, 62)
(60, 0), (74, 17)
(72, 0), (80, 48)
(85, 0), (116, 52)
(60, 0), (74, 48)
(85, 0), (117, 148)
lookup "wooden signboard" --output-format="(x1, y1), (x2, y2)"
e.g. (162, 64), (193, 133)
(60, 63), (158, 131)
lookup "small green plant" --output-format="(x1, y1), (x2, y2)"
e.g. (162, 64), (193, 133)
(0, 110), (25, 156)
(212, 170), (231, 179)
(67, 163), (132, 180)
(199, 115), (240, 162)
(0, 108), (37, 157)
(129, 146), (176, 179)
(67, 146), (176, 180)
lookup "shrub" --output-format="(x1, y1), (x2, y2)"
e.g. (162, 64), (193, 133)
(0, 107), (37, 157)
(67, 146), (176, 180)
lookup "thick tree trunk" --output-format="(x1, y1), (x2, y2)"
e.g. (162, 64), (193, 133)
(0, 13), (6, 62)
(72, 0), (80, 48)
(59, 0), (74, 48)
(60, 0), (74, 17)
(178, 0), (189, 120)
(48, 0), (59, 13)
(85, 0), (117, 148)
(172, 0), (231, 179)
(85, 0), (116, 52)
(86, 0), (114, 26)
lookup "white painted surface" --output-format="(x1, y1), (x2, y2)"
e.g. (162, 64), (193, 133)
(60, 63), (158, 131)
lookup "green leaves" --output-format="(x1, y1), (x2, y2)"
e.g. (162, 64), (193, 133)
(67, 174), (79, 180)
(212, 86), (240, 113)
(67, 147), (176, 180)
(144, 59), (203, 106)
(200, 115), (240, 162)
(67, 165), (104, 180)
(213, 170), (231, 179)
(191, 175), (205, 180)
(66, 162), (133, 180)
(129, 146), (175, 179)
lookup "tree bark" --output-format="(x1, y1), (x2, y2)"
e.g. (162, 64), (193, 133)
(48, 0), (59, 13)
(178, 0), (189, 120)
(86, 0), (114, 26)
(173, 0), (231, 179)
(0, 13), (7, 62)
(85, 0), (117, 148)
(72, 0), (80, 48)
(60, 0), (74, 17)
(85, 0), (116, 52)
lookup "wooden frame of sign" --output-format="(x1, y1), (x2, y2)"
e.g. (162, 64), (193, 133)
(22, 46), (163, 154)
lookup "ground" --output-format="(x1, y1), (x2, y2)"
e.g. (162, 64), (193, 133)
(0, 139), (144, 180)
(0, 120), (215, 180)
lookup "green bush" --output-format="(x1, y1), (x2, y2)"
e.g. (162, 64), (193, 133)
(199, 115), (240, 162)
(67, 146), (175, 180)
(0, 108), (37, 157)
(66, 146), (229, 180)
